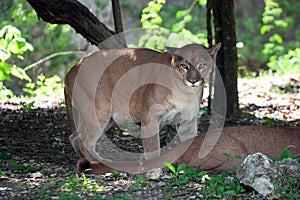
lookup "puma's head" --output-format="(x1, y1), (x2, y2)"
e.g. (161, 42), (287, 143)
(166, 43), (221, 87)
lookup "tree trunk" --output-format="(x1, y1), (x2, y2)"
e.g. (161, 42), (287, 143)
(206, 0), (213, 111)
(26, 0), (126, 49)
(212, 0), (239, 117)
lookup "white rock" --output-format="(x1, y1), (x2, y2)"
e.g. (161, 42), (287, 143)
(146, 168), (162, 180)
(31, 172), (43, 178)
(251, 175), (274, 195)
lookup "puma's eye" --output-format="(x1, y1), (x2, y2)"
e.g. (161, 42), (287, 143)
(180, 64), (189, 70)
(198, 63), (207, 69)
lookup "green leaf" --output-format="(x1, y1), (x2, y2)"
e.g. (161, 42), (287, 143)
(0, 62), (11, 81)
(262, 15), (275, 24)
(177, 163), (186, 173)
(164, 162), (176, 174)
(172, 21), (184, 32)
(0, 170), (6, 177)
(176, 9), (189, 19)
(260, 25), (274, 35)
(274, 20), (289, 28)
(269, 33), (283, 43)
(11, 65), (31, 82)
(184, 15), (192, 23)
(233, 155), (242, 159)
(198, 0), (207, 6)
(222, 152), (232, 158)
(281, 149), (294, 160)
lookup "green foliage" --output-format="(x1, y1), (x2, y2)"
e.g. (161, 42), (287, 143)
(269, 149), (300, 163)
(141, 0), (165, 29)
(222, 152), (243, 159)
(0, 170), (6, 177)
(267, 47), (300, 76)
(1, 1), (76, 74)
(134, 175), (149, 188)
(0, 0), (77, 99)
(138, 0), (207, 51)
(259, 0), (300, 76)
(273, 154), (300, 200)
(164, 162), (207, 185)
(9, 160), (38, 173)
(274, 176), (300, 199)
(202, 172), (246, 198)
(23, 74), (64, 98)
(164, 162), (246, 197)
(60, 173), (105, 193)
(0, 151), (9, 160)
(0, 25), (33, 98)
(236, 0), (300, 77)
(20, 101), (35, 112)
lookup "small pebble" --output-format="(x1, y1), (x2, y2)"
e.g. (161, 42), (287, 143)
(31, 172), (43, 178)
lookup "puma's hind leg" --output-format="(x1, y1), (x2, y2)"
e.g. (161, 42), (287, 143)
(76, 98), (113, 162)
(69, 130), (84, 157)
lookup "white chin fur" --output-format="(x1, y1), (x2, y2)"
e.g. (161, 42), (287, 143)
(184, 80), (202, 87)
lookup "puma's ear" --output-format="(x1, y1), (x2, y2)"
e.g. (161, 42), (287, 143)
(165, 46), (179, 54)
(208, 43), (222, 58)
(166, 46), (183, 64)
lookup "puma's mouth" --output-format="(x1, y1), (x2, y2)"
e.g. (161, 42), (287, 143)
(184, 79), (203, 87)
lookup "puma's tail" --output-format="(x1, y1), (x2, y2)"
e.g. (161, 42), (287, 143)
(77, 158), (112, 174)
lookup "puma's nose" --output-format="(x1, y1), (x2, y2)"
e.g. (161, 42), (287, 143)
(188, 79), (198, 84)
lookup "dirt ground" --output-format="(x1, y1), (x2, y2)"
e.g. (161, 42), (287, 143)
(0, 76), (299, 199)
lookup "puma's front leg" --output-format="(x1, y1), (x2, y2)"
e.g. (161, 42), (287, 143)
(141, 118), (160, 160)
(176, 117), (198, 142)
(141, 118), (163, 179)
(141, 103), (166, 160)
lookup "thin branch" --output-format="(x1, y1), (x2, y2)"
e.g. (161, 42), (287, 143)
(207, 0), (213, 110)
(112, 0), (124, 34)
(24, 51), (87, 71)
(111, 0), (127, 47)
(26, 0), (125, 49)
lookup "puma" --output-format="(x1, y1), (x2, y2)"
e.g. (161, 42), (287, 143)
(64, 43), (221, 173)
(76, 125), (300, 174)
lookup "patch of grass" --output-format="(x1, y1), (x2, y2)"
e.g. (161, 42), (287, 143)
(9, 160), (38, 173)
(0, 151), (9, 160)
(60, 173), (105, 194)
(274, 176), (300, 199)
(269, 149), (300, 163)
(164, 162), (246, 198)
(134, 175), (149, 188)
(164, 162), (208, 186)
(202, 172), (246, 198)
(20, 101), (35, 112)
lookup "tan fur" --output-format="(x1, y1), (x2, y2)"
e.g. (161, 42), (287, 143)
(65, 44), (221, 164)
(77, 125), (300, 174)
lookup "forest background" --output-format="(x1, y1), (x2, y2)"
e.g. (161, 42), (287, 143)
(1, 0), (299, 101)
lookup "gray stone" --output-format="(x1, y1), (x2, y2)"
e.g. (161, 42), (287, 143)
(237, 153), (282, 195)
(275, 158), (300, 178)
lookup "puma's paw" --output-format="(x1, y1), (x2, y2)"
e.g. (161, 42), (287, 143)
(77, 158), (91, 173)
(146, 168), (163, 180)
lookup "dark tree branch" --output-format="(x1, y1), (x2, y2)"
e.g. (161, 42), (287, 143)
(111, 0), (127, 47)
(206, 0), (213, 110)
(206, 0), (213, 47)
(26, 0), (126, 49)
(111, 0), (124, 34)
